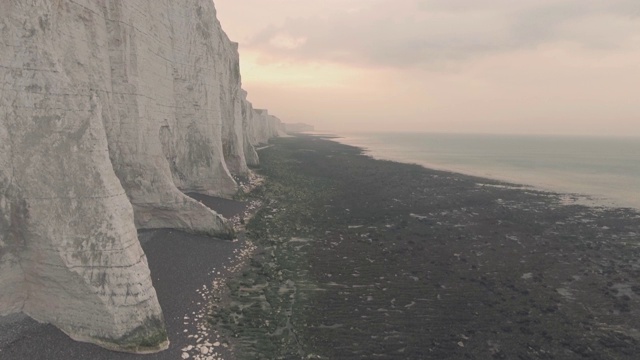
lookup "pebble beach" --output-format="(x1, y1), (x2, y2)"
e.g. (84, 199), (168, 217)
(213, 135), (640, 359)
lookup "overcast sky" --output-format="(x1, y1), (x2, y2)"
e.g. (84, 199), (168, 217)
(214, 0), (640, 136)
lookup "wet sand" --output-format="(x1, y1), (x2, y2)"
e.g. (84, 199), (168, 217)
(213, 135), (640, 359)
(0, 194), (252, 360)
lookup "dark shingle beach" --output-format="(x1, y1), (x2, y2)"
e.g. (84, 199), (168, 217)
(213, 135), (640, 359)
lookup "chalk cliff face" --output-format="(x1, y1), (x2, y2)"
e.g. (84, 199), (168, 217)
(240, 91), (261, 166)
(249, 109), (287, 146)
(102, 1), (234, 232)
(166, 1), (243, 196)
(0, 0), (283, 353)
(0, 0), (168, 352)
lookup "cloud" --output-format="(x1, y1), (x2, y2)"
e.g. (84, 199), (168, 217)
(268, 33), (307, 49)
(243, 0), (640, 68)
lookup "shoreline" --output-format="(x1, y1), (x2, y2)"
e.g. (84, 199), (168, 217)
(330, 133), (640, 211)
(210, 134), (640, 359)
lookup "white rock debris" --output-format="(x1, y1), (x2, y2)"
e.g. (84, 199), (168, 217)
(181, 239), (259, 360)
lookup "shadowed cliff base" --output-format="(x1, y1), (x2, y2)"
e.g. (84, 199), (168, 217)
(0, 194), (251, 360)
(212, 135), (640, 359)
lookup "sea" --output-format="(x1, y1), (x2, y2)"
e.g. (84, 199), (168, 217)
(332, 132), (640, 210)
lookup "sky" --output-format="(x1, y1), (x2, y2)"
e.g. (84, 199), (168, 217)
(213, 0), (640, 136)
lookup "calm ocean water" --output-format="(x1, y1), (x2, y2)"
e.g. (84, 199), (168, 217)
(334, 132), (640, 210)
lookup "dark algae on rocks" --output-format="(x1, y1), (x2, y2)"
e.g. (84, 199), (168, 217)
(210, 135), (640, 359)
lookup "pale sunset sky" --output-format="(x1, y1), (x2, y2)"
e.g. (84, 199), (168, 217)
(214, 0), (640, 137)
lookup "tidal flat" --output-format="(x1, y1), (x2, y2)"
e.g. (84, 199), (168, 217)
(212, 135), (640, 359)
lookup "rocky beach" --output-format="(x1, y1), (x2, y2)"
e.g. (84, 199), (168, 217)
(210, 135), (640, 359)
(3, 134), (639, 359)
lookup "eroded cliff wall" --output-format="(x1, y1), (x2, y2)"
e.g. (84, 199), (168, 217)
(240, 91), (260, 166)
(249, 109), (286, 146)
(101, 1), (233, 232)
(0, 0), (284, 353)
(166, 0), (242, 197)
(0, 0), (167, 352)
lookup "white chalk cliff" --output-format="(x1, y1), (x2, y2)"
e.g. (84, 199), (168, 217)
(249, 109), (288, 146)
(0, 0), (284, 353)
